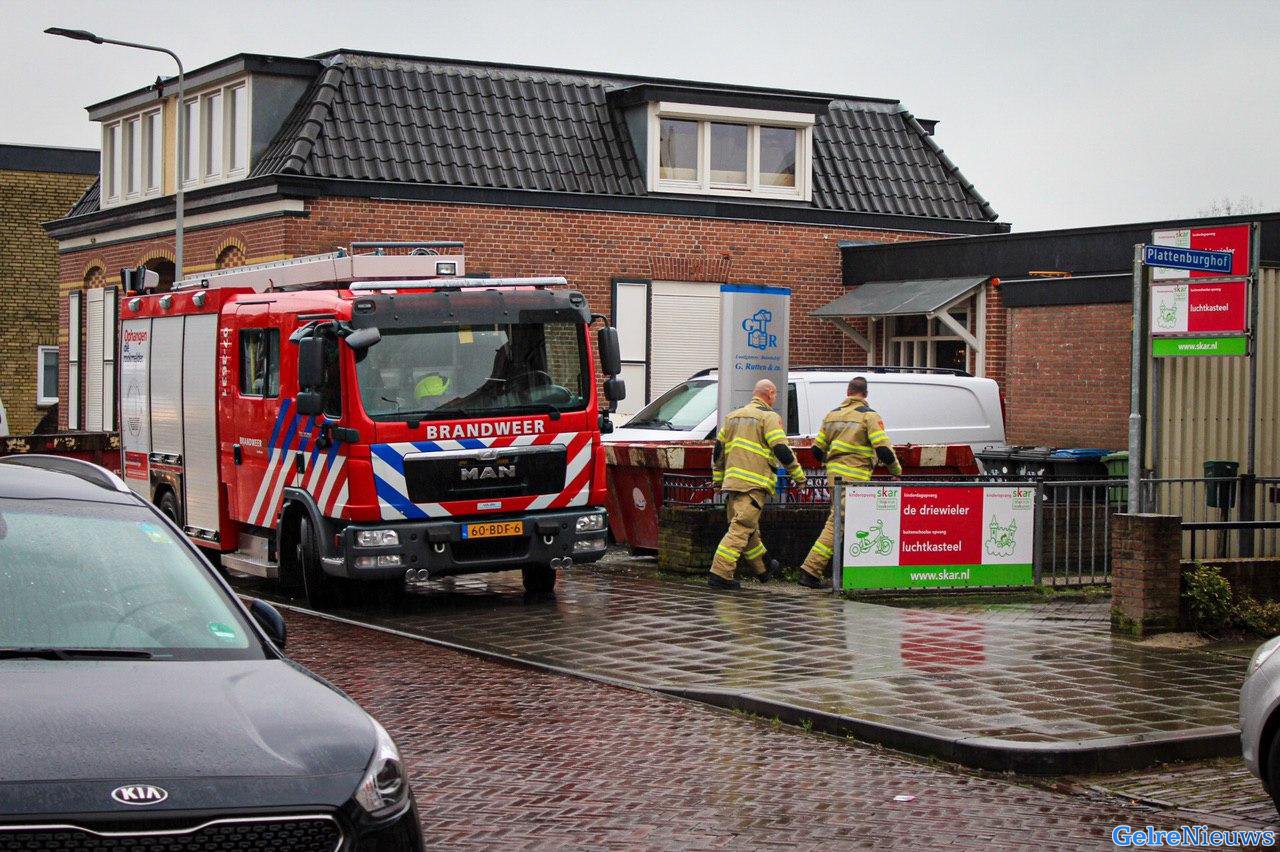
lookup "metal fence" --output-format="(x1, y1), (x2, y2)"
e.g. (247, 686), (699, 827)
(660, 471), (1280, 586)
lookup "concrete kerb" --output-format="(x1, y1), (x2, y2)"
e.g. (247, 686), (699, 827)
(264, 599), (1242, 776)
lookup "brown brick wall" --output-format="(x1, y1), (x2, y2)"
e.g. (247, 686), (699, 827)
(1110, 513), (1183, 636)
(55, 198), (943, 429)
(1004, 302), (1131, 449)
(0, 167), (95, 434)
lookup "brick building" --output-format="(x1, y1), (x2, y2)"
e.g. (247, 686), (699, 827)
(837, 214), (1280, 478)
(0, 144), (97, 435)
(44, 50), (1005, 431)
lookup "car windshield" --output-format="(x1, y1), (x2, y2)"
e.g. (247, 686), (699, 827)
(0, 498), (264, 661)
(355, 322), (588, 421)
(624, 379), (717, 431)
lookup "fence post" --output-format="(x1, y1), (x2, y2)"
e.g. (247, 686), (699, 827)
(1240, 472), (1257, 558)
(831, 477), (844, 595)
(1033, 482), (1044, 585)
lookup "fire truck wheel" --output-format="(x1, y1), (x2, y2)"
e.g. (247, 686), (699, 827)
(297, 516), (343, 607)
(522, 564), (557, 596)
(157, 490), (181, 526)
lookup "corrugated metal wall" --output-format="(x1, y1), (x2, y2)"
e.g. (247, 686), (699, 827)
(1153, 266), (1278, 478)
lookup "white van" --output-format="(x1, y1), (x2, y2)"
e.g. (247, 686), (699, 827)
(604, 367), (1006, 453)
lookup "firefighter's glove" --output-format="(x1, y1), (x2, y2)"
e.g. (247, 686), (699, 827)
(790, 468), (806, 485)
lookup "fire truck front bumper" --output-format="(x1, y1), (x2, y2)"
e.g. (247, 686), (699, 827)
(324, 507), (609, 580)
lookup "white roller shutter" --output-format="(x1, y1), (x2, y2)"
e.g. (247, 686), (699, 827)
(67, 291), (81, 430)
(181, 314), (220, 534)
(101, 288), (117, 430)
(649, 281), (721, 399)
(149, 316), (185, 456)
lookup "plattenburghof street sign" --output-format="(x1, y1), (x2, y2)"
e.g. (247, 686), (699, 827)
(1143, 244), (1234, 274)
(1150, 279), (1248, 336)
(840, 484), (1036, 590)
(1151, 224), (1251, 280)
(1151, 335), (1248, 358)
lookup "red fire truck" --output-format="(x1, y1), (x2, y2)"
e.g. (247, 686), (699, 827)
(117, 242), (625, 603)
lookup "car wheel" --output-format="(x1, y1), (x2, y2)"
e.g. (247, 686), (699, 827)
(522, 564), (556, 596)
(157, 490), (181, 526)
(1266, 730), (1280, 812)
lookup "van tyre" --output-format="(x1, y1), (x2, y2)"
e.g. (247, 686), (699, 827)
(1266, 729), (1280, 811)
(522, 564), (556, 596)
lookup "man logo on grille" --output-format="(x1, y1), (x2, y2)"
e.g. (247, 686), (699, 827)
(111, 784), (169, 805)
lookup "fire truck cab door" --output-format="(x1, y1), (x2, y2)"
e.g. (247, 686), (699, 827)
(221, 302), (287, 529)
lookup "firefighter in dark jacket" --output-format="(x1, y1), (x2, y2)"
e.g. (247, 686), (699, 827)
(798, 376), (902, 589)
(708, 379), (804, 590)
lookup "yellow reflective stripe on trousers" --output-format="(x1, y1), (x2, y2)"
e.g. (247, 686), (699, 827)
(726, 438), (773, 460)
(828, 461), (872, 481)
(744, 543), (766, 559)
(716, 544), (741, 561)
(811, 540), (834, 557)
(829, 439), (873, 457)
(725, 466), (774, 488)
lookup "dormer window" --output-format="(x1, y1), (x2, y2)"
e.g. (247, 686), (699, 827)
(184, 78), (250, 189)
(101, 107), (162, 205)
(648, 103), (814, 201)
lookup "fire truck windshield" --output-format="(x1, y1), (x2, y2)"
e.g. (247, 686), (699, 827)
(355, 321), (589, 421)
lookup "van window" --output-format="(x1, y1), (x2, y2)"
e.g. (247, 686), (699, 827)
(239, 329), (279, 397)
(786, 383), (799, 435)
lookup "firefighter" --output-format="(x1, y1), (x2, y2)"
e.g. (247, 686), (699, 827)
(414, 370), (451, 401)
(708, 379), (805, 590)
(798, 376), (902, 589)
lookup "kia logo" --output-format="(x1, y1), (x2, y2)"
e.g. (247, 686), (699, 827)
(111, 784), (169, 806)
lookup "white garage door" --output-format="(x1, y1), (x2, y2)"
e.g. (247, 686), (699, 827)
(649, 281), (721, 400)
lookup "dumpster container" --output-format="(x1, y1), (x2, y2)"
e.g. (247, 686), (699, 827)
(1047, 448), (1110, 480)
(1008, 447), (1054, 479)
(1204, 460), (1239, 509)
(1103, 451), (1128, 506)
(976, 446), (1017, 478)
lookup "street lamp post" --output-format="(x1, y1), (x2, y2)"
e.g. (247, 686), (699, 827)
(46, 27), (185, 280)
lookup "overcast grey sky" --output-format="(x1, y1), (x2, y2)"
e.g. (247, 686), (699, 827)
(4, 0), (1277, 231)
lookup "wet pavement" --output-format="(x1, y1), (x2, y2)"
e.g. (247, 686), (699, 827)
(283, 607), (1260, 849)
(234, 549), (1251, 774)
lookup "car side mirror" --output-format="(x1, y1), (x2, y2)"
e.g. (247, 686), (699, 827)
(297, 337), (324, 389)
(247, 598), (287, 648)
(597, 326), (622, 377)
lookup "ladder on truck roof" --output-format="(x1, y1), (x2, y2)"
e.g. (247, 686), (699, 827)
(171, 241), (566, 294)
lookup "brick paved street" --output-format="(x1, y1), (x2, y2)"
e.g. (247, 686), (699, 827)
(283, 608), (1257, 850)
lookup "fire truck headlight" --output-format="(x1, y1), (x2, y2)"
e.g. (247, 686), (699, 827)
(356, 529), (400, 547)
(575, 513), (606, 533)
(354, 554), (403, 569)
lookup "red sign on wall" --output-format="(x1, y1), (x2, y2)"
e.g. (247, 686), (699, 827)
(1150, 279), (1248, 335)
(1152, 223), (1251, 280)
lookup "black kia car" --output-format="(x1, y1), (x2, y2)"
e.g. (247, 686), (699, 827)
(0, 457), (422, 851)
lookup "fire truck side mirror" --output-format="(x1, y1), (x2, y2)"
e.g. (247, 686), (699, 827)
(344, 327), (381, 351)
(121, 266), (159, 294)
(603, 377), (626, 403)
(597, 326), (622, 377)
(296, 391), (324, 417)
(297, 337), (324, 389)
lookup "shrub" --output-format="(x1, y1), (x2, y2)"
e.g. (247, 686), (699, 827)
(1237, 596), (1280, 637)
(1182, 562), (1234, 634)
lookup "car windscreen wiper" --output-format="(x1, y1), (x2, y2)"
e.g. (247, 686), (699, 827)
(0, 647), (155, 660)
(627, 417), (675, 430)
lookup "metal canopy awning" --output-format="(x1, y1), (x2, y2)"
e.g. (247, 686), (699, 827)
(812, 276), (989, 318)
(813, 276), (990, 371)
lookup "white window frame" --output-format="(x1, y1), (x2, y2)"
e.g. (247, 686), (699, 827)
(886, 296), (978, 373)
(102, 107), (163, 208)
(36, 346), (59, 407)
(183, 77), (252, 191)
(647, 102), (814, 202)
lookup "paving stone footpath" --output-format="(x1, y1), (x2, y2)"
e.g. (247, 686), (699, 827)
(277, 555), (1248, 773)
(284, 609), (1255, 850)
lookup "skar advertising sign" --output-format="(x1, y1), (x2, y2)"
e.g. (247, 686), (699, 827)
(717, 284), (791, 428)
(840, 484), (1036, 590)
(1150, 224), (1251, 281)
(1149, 279), (1248, 335)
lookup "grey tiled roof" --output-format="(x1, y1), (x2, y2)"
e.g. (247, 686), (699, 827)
(64, 51), (999, 223)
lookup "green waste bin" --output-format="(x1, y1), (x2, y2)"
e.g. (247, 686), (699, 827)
(1103, 451), (1128, 506)
(1204, 459), (1239, 509)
